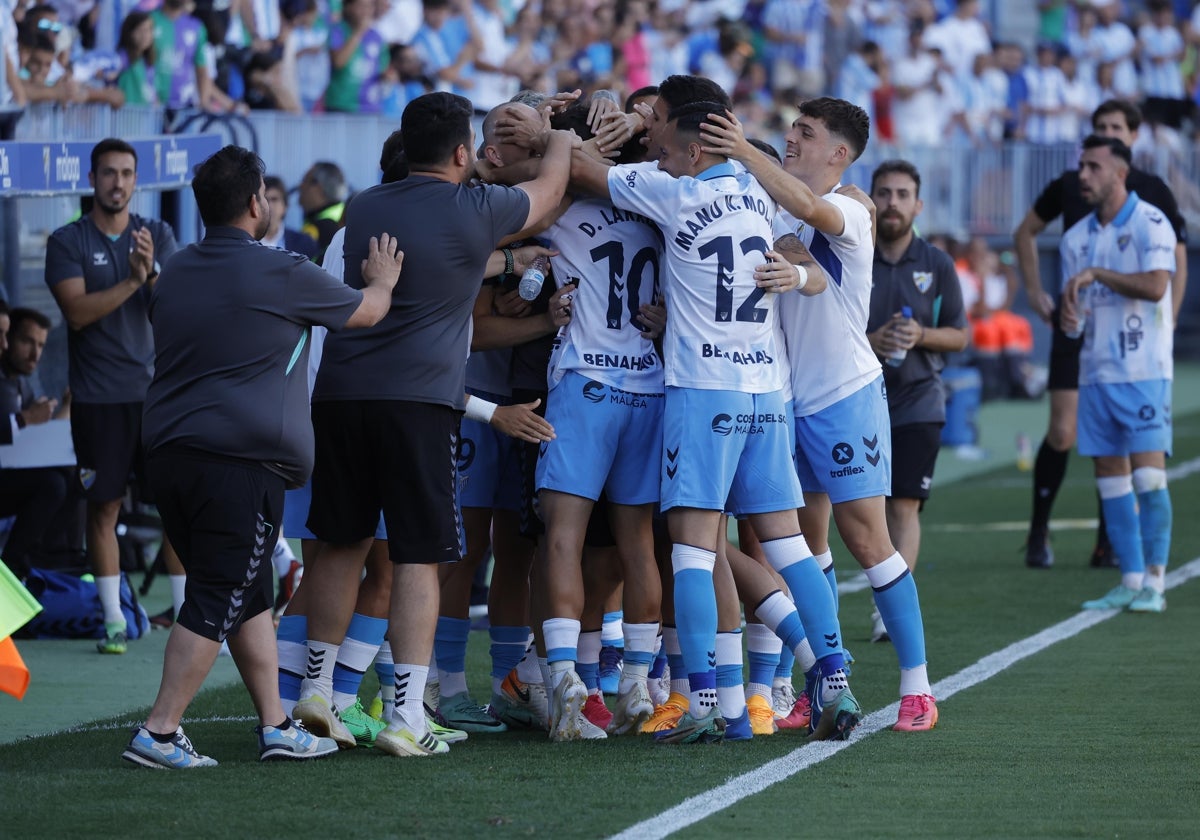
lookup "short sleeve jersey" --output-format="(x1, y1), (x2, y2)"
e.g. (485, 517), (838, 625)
(324, 23), (388, 113)
(606, 161), (785, 394)
(142, 227), (363, 485)
(867, 236), (966, 425)
(44, 213), (178, 403)
(1059, 192), (1177, 386)
(151, 10), (208, 109)
(312, 175), (529, 409)
(773, 190), (880, 416)
(544, 196), (665, 394)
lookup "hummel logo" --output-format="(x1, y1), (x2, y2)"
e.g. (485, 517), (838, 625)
(862, 435), (878, 451)
(865, 451), (881, 467)
(706, 651), (716, 668)
(824, 632), (839, 650)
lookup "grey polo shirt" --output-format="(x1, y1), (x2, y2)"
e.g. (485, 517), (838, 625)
(312, 175), (529, 410)
(44, 213), (178, 403)
(142, 227), (363, 486)
(867, 235), (966, 427)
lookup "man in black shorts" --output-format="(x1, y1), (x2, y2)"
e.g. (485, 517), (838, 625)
(123, 144), (402, 770)
(298, 92), (578, 758)
(867, 159), (968, 642)
(1014, 100), (1187, 569)
(44, 138), (178, 654)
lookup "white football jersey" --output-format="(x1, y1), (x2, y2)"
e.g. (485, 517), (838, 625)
(544, 196), (666, 394)
(774, 189), (880, 416)
(1060, 192), (1177, 385)
(607, 161), (786, 393)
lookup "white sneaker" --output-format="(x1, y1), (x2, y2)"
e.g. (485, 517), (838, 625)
(292, 693), (356, 750)
(549, 670), (589, 742)
(376, 721), (450, 757)
(870, 608), (889, 643)
(771, 680), (797, 719)
(607, 681), (654, 735)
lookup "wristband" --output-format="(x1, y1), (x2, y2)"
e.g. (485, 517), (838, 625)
(793, 263), (808, 291)
(464, 396), (497, 425)
(501, 248), (514, 276)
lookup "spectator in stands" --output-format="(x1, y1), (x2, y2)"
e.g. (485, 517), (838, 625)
(963, 49), (1009, 145)
(1057, 50), (1096, 144)
(763, 0), (826, 98)
(243, 47), (302, 111)
(822, 0), (861, 99)
(44, 137), (179, 656)
(1023, 42), (1068, 145)
(379, 41), (432, 119)
(892, 24), (944, 146)
(297, 160), (347, 263)
(1066, 5), (1104, 86)
(152, 0), (239, 112)
(324, 0), (388, 113)
(282, 0), (329, 113)
(921, 0), (991, 81)
(1092, 0), (1138, 98)
(410, 0), (476, 98)
(115, 9), (155, 105)
(1139, 0), (1188, 129)
(956, 236), (1037, 401)
(469, 0), (518, 110)
(261, 175), (318, 258)
(996, 41), (1029, 140)
(1, 0), (27, 111)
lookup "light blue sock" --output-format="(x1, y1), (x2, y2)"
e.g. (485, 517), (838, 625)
(577, 629), (602, 691)
(1137, 488), (1172, 568)
(672, 545), (718, 714)
(332, 613), (388, 707)
(277, 614), (307, 710)
(434, 616), (472, 696)
(745, 625), (780, 693)
(489, 624), (530, 685)
(761, 537), (844, 662)
(1101, 491), (1145, 575)
(866, 553), (927, 671)
(601, 610), (624, 648)
(775, 648), (795, 681)
(814, 550), (838, 613)
(716, 629), (746, 719)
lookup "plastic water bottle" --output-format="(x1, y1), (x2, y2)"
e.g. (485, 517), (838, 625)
(1063, 309), (1085, 339)
(1016, 432), (1033, 471)
(518, 255), (549, 301)
(886, 306), (914, 367)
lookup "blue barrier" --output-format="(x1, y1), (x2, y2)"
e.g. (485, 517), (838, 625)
(0, 134), (222, 196)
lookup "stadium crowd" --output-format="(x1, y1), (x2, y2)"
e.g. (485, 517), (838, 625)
(5, 1), (1200, 147)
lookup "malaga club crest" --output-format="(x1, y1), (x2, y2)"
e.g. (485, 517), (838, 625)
(912, 271), (933, 293)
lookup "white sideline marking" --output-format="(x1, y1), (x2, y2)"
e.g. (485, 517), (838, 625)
(609, 557), (1200, 840)
(51, 714), (256, 736)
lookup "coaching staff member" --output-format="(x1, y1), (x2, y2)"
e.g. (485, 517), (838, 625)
(866, 159), (968, 641)
(121, 145), (403, 770)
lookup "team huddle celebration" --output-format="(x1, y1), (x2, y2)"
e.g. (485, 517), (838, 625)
(17, 67), (1177, 771)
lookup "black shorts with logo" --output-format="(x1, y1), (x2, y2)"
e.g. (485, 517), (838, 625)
(308, 400), (463, 564)
(889, 422), (944, 502)
(148, 447), (282, 642)
(71, 401), (147, 503)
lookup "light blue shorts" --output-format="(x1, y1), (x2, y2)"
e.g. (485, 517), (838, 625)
(536, 372), (664, 505)
(794, 376), (892, 503)
(284, 481), (387, 540)
(458, 390), (523, 511)
(661, 386), (801, 515)
(1078, 379), (1172, 458)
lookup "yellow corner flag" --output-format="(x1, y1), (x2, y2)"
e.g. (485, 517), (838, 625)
(0, 559), (43, 700)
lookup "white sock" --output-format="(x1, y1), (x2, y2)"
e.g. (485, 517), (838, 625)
(517, 634), (542, 684)
(601, 612), (623, 645)
(391, 663), (430, 732)
(169, 574), (187, 621)
(301, 640), (339, 703)
(663, 626), (688, 697)
(537, 656), (552, 693)
(375, 644), (395, 720)
(272, 536), (296, 577)
(618, 621), (659, 692)
(95, 575), (125, 628)
(332, 622), (384, 711)
(1122, 572), (1145, 591)
(899, 663), (932, 697)
(716, 630), (746, 720)
(1144, 566), (1166, 594)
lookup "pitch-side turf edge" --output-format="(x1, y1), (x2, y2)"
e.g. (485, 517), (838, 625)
(609, 556), (1200, 840)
